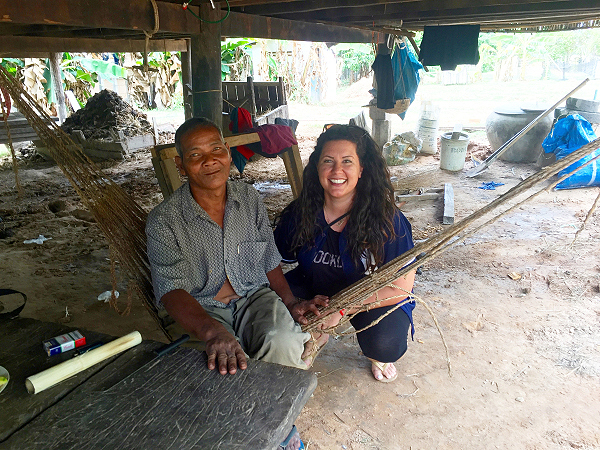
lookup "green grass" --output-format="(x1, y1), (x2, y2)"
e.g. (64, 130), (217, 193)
(0, 144), (10, 158)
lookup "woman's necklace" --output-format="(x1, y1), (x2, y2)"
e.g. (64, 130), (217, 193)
(324, 207), (349, 230)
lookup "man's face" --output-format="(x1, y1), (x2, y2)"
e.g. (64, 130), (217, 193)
(176, 125), (231, 193)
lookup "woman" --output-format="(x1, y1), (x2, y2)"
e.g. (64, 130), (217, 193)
(274, 124), (416, 382)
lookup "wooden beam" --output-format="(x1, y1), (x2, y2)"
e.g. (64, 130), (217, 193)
(191, 3), (222, 125)
(233, 0), (589, 17)
(0, 36), (187, 56)
(223, 11), (384, 43)
(181, 40), (193, 121)
(268, 0), (600, 26)
(0, 0), (382, 43)
(0, 0), (200, 34)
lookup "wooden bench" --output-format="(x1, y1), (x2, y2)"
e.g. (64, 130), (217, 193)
(151, 131), (304, 200)
(0, 109), (59, 145)
(222, 76), (289, 127)
(1, 318), (317, 450)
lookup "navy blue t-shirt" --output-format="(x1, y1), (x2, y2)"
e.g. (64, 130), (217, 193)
(310, 229), (347, 297)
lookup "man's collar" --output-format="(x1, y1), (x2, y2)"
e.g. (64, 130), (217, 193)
(181, 180), (241, 223)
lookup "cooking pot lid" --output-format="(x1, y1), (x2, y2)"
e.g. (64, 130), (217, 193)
(520, 101), (550, 114)
(494, 104), (528, 115)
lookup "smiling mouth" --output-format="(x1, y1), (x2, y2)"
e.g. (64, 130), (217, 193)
(204, 169), (221, 176)
(329, 179), (346, 185)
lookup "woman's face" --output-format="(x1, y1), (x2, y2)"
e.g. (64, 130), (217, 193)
(317, 139), (363, 202)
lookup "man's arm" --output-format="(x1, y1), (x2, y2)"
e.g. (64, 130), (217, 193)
(161, 289), (247, 375)
(266, 265), (328, 325)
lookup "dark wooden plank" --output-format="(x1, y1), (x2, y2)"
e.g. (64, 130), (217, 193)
(0, 0), (200, 34)
(0, 318), (119, 442)
(0, 36), (187, 57)
(223, 10), (382, 43)
(5, 348), (318, 450)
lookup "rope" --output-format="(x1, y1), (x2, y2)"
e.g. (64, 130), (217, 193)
(570, 188), (600, 246)
(0, 65), (172, 341)
(143, 0), (160, 75)
(0, 92), (23, 197)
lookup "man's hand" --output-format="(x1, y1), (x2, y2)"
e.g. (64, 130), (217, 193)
(290, 295), (329, 325)
(205, 329), (247, 375)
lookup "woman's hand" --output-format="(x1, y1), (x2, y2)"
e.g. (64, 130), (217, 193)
(290, 295), (329, 325)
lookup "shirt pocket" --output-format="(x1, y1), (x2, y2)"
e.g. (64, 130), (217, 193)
(238, 241), (268, 275)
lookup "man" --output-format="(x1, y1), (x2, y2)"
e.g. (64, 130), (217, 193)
(146, 117), (327, 375)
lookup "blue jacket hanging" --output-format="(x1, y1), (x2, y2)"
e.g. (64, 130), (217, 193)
(391, 41), (423, 119)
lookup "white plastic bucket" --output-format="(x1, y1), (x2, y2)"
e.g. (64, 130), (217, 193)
(440, 132), (469, 171)
(417, 118), (439, 155)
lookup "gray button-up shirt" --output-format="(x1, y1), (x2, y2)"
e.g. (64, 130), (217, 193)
(146, 181), (282, 309)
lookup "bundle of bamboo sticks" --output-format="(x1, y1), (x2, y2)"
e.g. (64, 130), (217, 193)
(0, 65), (170, 339)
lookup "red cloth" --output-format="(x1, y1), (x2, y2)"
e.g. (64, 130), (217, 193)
(254, 124), (298, 157)
(228, 107), (255, 160)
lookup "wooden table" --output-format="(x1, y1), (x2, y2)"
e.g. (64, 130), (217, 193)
(0, 318), (317, 449)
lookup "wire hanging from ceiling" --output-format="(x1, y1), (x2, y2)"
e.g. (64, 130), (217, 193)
(182, 0), (230, 24)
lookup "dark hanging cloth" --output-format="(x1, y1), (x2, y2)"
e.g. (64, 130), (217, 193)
(371, 53), (395, 110)
(419, 25), (480, 71)
(274, 117), (299, 134)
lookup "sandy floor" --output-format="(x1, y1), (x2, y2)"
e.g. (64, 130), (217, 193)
(1, 79), (599, 449)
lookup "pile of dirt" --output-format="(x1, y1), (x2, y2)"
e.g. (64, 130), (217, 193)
(61, 89), (152, 140)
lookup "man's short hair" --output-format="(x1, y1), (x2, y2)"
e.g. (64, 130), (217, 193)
(174, 117), (224, 158)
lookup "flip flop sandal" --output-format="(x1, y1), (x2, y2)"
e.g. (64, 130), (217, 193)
(370, 359), (398, 383)
(279, 425), (305, 450)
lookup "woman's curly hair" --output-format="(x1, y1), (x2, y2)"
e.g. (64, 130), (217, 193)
(279, 124), (399, 269)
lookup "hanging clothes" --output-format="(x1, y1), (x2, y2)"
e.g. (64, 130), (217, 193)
(229, 107), (256, 173)
(252, 124), (297, 157)
(371, 53), (395, 110)
(391, 41), (423, 119)
(227, 108), (298, 172)
(419, 25), (480, 71)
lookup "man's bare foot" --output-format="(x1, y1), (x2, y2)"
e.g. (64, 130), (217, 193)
(370, 359), (398, 382)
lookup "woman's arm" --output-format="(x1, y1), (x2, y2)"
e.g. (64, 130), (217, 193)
(356, 269), (416, 310)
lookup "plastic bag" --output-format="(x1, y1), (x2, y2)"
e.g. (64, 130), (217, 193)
(542, 114), (600, 190)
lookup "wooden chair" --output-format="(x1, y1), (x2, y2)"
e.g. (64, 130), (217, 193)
(151, 131), (304, 200)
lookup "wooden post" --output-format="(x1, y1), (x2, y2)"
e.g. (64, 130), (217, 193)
(247, 75), (257, 120)
(190, 3), (222, 128)
(371, 39), (392, 148)
(181, 39), (193, 121)
(48, 52), (67, 124)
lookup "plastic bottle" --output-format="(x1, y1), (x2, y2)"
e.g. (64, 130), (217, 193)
(417, 101), (440, 155)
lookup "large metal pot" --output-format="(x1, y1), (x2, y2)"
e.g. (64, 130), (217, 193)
(485, 105), (553, 163)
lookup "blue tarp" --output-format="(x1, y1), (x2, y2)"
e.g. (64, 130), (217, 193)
(542, 114), (600, 190)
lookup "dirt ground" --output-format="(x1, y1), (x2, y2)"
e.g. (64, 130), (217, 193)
(1, 79), (599, 449)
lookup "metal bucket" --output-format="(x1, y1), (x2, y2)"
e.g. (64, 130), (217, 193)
(440, 132), (469, 171)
